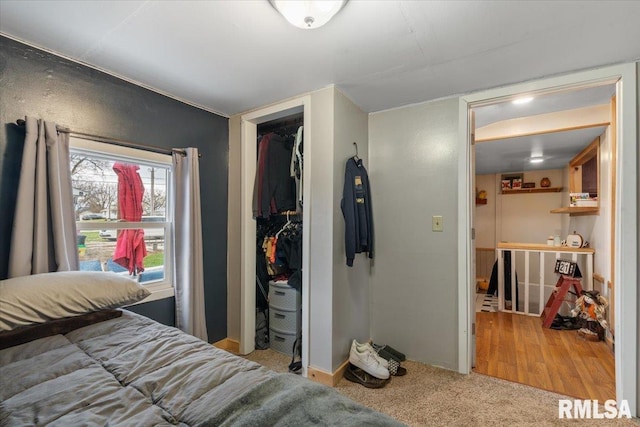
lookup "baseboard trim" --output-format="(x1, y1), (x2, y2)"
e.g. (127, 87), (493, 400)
(605, 335), (615, 353)
(213, 338), (240, 354)
(307, 359), (349, 387)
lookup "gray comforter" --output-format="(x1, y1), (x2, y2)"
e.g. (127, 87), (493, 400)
(0, 310), (403, 426)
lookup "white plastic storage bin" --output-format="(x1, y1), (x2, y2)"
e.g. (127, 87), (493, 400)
(269, 327), (297, 355)
(268, 280), (301, 311)
(269, 307), (301, 334)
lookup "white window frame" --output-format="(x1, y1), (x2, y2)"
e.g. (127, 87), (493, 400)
(70, 137), (175, 304)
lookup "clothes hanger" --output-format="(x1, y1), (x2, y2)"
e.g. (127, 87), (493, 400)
(275, 212), (291, 239)
(353, 142), (360, 161)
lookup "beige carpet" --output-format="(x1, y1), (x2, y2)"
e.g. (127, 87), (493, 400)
(245, 349), (638, 426)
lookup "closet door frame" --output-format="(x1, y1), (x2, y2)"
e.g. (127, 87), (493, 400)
(457, 63), (637, 415)
(239, 96), (311, 377)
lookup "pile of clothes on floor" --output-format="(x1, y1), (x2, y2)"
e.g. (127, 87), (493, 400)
(344, 340), (407, 388)
(550, 290), (609, 342)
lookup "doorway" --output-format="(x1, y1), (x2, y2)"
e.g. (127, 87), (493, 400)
(457, 64), (638, 415)
(471, 86), (616, 400)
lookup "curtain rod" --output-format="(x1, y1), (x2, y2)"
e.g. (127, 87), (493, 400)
(15, 119), (200, 158)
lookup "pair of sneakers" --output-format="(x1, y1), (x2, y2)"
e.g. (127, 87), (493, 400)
(348, 339), (389, 379)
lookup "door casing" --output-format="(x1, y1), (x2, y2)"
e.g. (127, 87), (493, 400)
(457, 63), (637, 415)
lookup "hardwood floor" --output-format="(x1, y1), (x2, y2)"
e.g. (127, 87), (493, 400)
(474, 311), (616, 401)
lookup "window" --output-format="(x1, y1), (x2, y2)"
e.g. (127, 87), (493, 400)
(70, 137), (174, 302)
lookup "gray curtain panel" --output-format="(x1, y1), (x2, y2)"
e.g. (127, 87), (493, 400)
(172, 148), (208, 342)
(9, 117), (78, 278)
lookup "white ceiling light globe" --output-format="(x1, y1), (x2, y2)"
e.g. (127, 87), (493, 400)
(270, 0), (348, 29)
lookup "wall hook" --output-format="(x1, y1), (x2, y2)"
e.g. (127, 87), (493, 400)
(353, 142), (359, 159)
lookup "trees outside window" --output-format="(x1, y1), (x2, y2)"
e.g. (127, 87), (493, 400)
(70, 138), (173, 294)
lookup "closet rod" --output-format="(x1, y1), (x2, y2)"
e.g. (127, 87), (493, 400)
(15, 119), (200, 158)
(277, 210), (301, 216)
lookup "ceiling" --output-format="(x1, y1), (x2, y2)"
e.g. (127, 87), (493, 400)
(474, 125), (606, 175)
(1, 1), (639, 117)
(2, 2), (630, 177)
(473, 85), (617, 129)
(474, 84), (615, 175)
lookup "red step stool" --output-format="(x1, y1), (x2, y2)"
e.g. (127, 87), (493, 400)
(541, 274), (583, 328)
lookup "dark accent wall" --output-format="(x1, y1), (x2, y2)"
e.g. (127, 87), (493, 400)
(128, 297), (176, 327)
(0, 36), (228, 342)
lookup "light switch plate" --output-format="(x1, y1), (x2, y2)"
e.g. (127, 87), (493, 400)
(432, 215), (443, 232)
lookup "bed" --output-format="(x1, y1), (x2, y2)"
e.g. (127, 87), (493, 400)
(0, 272), (403, 426)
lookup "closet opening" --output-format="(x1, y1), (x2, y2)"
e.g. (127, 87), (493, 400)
(255, 112), (304, 371)
(239, 97), (311, 378)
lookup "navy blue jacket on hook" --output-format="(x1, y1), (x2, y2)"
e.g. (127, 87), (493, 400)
(341, 157), (374, 266)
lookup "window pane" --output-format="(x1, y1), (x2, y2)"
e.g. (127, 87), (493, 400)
(72, 150), (169, 284)
(71, 155), (168, 220)
(77, 228), (166, 284)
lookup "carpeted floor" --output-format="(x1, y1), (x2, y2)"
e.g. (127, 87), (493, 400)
(245, 349), (638, 426)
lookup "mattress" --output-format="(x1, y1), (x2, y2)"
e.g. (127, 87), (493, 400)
(0, 310), (403, 426)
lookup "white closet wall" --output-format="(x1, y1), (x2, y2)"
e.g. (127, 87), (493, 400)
(331, 89), (370, 371)
(227, 86), (370, 375)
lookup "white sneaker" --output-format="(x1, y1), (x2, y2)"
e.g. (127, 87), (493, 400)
(349, 340), (390, 379)
(352, 340), (388, 368)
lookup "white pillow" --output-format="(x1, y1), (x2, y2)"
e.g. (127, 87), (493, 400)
(0, 271), (151, 331)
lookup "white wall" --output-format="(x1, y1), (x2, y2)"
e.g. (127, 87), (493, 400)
(498, 169), (564, 245)
(331, 89), (370, 371)
(301, 86), (373, 372)
(227, 115), (241, 341)
(475, 169), (566, 250)
(474, 174), (496, 249)
(307, 88), (335, 371)
(369, 98), (459, 370)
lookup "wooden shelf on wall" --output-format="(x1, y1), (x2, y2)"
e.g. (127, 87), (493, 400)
(476, 198), (487, 205)
(497, 241), (595, 254)
(549, 206), (599, 216)
(501, 187), (562, 195)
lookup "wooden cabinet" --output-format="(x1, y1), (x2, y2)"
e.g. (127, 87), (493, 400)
(551, 136), (600, 216)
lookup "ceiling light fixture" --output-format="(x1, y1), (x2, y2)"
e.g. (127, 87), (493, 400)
(512, 96), (534, 105)
(270, 0), (347, 29)
(530, 157), (544, 164)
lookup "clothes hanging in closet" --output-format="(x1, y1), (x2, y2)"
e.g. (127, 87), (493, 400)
(256, 216), (303, 290)
(341, 157), (374, 267)
(290, 126), (304, 211)
(253, 132), (298, 219)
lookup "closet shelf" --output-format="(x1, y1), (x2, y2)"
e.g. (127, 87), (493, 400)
(501, 187), (562, 195)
